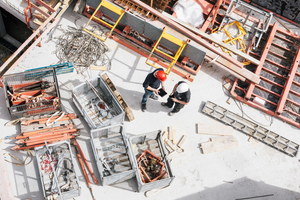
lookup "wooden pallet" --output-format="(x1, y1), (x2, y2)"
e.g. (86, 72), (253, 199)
(101, 73), (135, 121)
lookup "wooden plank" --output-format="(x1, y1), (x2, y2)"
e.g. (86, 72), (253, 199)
(197, 123), (234, 136)
(90, 65), (108, 71)
(172, 129), (177, 144)
(168, 126), (173, 141)
(210, 136), (232, 142)
(162, 12), (261, 66)
(201, 136), (238, 154)
(0, 144), (14, 200)
(177, 135), (187, 148)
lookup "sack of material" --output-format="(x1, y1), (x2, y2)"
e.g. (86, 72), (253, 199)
(172, 0), (205, 28)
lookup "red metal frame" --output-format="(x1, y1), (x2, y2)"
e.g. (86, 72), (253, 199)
(200, 0), (224, 32)
(229, 23), (300, 128)
(276, 45), (300, 114)
(245, 23), (279, 100)
(24, 0), (33, 28)
(195, 0), (300, 129)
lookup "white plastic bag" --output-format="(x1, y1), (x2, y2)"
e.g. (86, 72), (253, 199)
(172, 0), (205, 28)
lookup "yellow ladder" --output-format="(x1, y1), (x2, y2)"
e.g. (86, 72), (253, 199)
(146, 27), (190, 75)
(83, 0), (127, 41)
(212, 21), (250, 65)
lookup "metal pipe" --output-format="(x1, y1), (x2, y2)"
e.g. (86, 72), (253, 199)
(44, 141), (64, 200)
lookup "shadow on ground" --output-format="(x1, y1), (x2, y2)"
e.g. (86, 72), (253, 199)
(176, 177), (300, 200)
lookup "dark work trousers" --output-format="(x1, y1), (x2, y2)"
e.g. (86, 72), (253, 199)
(165, 95), (185, 113)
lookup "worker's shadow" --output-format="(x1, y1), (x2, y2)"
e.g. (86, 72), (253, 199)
(116, 86), (170, 114)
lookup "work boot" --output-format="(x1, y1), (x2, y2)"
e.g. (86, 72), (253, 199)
(168, 111), (175, 116)
(141, 103), (147, 112)
(161, 102), (169, 107)
(149, 94), (159, 100)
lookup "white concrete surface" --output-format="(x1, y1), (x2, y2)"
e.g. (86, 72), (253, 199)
(1, 1), (300, 200)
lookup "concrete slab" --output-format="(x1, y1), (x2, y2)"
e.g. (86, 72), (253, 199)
(1, 1), (300, 200)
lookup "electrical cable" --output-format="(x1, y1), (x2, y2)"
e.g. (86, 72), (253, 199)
(221, 75), (273, 127)
(4, 150), (33, 166)
(54, 26), (110, 74)
(46, 111), (65, 126)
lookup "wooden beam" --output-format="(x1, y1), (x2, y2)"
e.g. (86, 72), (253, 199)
(162, 12), (261, 66)
(201, 136), (238, 154)
(197, 123), (234, 136)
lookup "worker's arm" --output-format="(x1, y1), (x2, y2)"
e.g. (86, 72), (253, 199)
(171, 97), (188, 105)
(169, 83), (178, 96)
(161, 81), (166, 92)
(146, 86), (159, 95)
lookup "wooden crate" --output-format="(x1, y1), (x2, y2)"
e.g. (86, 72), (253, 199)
(101, 73), (135, 121)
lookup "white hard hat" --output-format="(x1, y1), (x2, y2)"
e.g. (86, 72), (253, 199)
(176, 82), (189, 93)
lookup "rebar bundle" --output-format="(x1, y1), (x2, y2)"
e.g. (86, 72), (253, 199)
(55, 27), (110, 71)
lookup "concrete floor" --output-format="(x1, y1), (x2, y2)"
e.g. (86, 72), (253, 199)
(1, 1), (300, 200)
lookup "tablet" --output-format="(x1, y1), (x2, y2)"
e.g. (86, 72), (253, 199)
(159, 88), (167, 97)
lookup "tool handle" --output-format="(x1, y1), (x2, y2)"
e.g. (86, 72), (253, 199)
(76, 148), (91, 187)
(73, 139), (99, 185)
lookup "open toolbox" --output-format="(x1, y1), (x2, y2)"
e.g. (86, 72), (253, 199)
(72, 76), (125, 129)
(35, 140), (81, 200)
(2, 67), (61, 120)
(128, 130), (175, 192)
(90, 124), (136, 185)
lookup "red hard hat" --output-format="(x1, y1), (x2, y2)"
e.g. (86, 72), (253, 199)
(156, 70), (167, 82)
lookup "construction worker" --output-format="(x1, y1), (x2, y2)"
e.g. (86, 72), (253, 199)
(141, 68), (167, 112)
(161, 81), (191, 116)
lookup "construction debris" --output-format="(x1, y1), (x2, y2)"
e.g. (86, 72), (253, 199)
(3, 150), (33, 166)
(163, 127), (186, 156)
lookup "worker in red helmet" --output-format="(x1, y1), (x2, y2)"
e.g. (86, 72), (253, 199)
(141, 68), (167, 112)
(161, 81), (191, 116)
